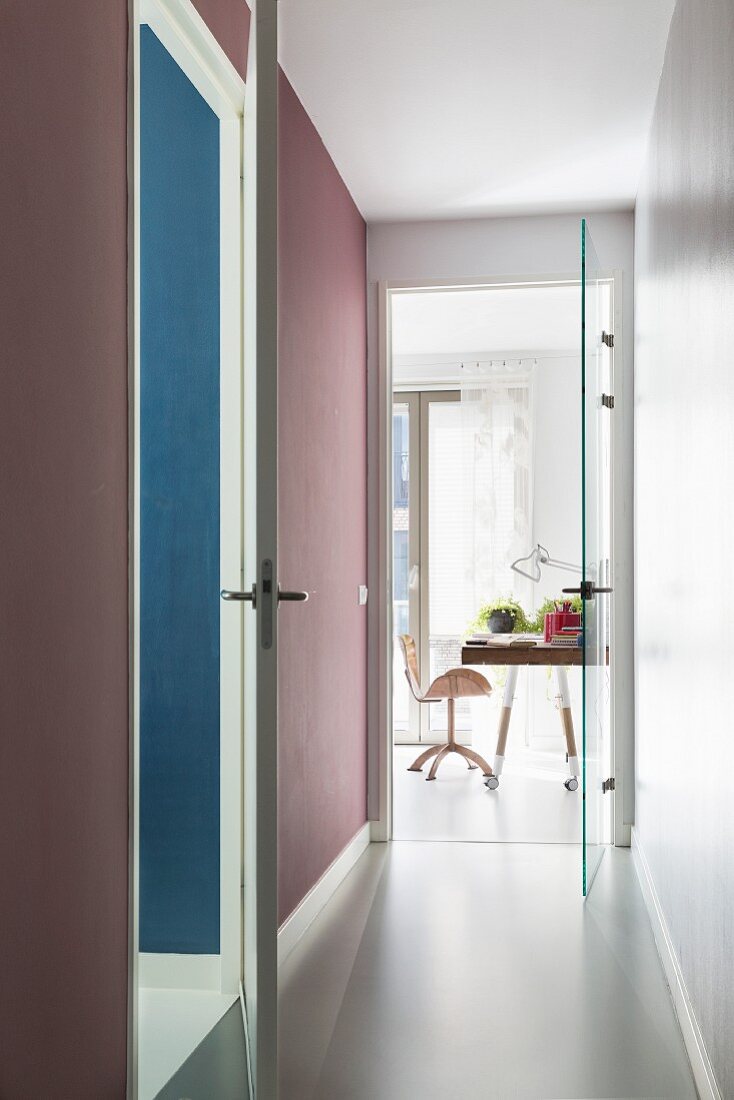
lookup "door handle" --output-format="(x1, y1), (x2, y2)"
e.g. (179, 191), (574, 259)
(562, 582), (613, 600)
(221, 585), (257, 605)
(220, 586), (308, 604)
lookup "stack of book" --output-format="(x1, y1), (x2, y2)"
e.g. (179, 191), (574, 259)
(467, 633), (537, 648)
(549, 626), (583, 647)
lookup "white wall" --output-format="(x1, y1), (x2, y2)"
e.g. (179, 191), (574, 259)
(367, 211), (634, 831)
(634, 0), (734, 1094)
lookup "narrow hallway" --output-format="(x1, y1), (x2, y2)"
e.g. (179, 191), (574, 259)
(279, 843), (696, 1100)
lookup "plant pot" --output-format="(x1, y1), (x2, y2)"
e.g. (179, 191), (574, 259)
(488, 610), (515, 634)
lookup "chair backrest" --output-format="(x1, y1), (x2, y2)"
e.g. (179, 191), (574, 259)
(397, 634), (423, 700)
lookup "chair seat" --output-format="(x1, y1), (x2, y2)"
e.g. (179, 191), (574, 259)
(424, 667), (492, 701)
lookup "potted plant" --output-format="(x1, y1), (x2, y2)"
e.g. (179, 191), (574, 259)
(471, 597), (533, 635)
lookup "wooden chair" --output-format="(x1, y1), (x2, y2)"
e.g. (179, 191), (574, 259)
(397, 634), (496, 782)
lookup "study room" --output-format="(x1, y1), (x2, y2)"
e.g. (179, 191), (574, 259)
(387, 265), (615, 884)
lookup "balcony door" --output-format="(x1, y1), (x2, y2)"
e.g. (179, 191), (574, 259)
(393, 390), (478, 745)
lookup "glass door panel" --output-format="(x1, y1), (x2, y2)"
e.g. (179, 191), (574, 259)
(392, 402), (411, 735)
(424, 394), (475, 739)
(580, 219), (613, 895)
(392, 394), (421, 742)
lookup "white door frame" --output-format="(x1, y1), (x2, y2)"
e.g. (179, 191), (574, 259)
(371, 273), (629, 848)
(128, 1), (246, 1095)
(241, 2), (280, 1097)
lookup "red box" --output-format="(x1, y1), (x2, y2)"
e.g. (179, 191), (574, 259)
(544, 610), (581, 643)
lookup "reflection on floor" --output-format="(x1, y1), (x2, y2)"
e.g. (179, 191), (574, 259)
(153, 1001), (248, 1100)
(138, 987), (238, 1100)
(393, 743), (581, 842)
(279, 842), (697, 1100)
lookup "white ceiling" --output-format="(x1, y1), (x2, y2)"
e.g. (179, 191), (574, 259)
(279, 0), (675, 222)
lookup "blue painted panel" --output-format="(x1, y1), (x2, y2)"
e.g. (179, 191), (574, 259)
(139, 26), (220, 955)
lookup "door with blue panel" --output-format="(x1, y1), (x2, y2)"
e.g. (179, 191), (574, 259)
(139, 25), (221, 957)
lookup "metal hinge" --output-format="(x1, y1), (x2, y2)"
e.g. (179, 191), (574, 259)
(601, 394), (615, 409)
(602, 331), (614, 348)
(602, 777), (616, 793)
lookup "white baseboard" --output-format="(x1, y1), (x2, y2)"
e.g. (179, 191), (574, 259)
(370, 818), (388, 843)
(138, 952), (220, 990)
(631, 827), (722, 1100)
(278, 822), (371, 966)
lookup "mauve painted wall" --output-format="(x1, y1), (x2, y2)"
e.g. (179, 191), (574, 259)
(277, 75), (368, 924)
(0, 2), (129, 1098)
(0, 0), (366, 1090)
(192, 0), (368, 924)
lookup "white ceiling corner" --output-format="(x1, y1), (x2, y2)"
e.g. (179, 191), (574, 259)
(279, 0), (675, 223)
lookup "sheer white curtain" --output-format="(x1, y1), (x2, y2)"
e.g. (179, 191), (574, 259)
(460, 364), (534, 620)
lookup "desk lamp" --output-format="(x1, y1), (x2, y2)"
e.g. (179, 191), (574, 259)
(510, 543), (581, 582)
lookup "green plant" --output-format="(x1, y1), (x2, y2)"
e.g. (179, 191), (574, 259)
(469, 596), (534, 635)
(468, 594), (583, 636)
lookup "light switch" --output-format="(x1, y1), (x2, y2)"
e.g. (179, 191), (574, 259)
(358, 585), (368, 606)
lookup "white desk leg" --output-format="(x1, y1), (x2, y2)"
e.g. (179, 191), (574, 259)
(494, 665), (519, 778)
(555, 665), (580, 780)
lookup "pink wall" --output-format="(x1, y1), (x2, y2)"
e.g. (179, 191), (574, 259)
(0, 2), (129, 1097)
(277, 75), (368, 924)
(0, 0), (366, 1092)
(192, 0), (368, 924)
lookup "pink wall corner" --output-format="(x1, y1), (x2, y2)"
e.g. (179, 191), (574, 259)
(277, 75), (368, 924)
(192, 0), (249, 80)
(191, 1), (369, 925)
(0, 0), (366, 1090)
(0, 2), (129, 1097)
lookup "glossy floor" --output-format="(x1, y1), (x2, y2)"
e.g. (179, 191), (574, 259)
(393, 744), (582, 843)
(279, 842), (696, 1099)
(138, 987), (237, 1100)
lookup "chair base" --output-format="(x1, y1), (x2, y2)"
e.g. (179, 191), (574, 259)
(407, 742), (494, 782)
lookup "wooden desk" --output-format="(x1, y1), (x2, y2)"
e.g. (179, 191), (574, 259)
(461, 642), (581, 667)
(461, 640), (581, 790)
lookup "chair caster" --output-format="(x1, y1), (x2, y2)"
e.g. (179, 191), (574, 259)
(485, 775), (500, 790)
(565, 777), (579, 791)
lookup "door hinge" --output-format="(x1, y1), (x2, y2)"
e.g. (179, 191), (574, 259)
(602, 331), (614, 348)
(601, 393), (615, 409)
(602, 777), (616, 793)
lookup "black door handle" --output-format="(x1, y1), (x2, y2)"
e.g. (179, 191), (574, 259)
(221, 585), (308, 606)
(563, 582), (613, 600)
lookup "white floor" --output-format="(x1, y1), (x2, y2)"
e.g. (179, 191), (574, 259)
(393, 743), (582, 843)
(279, 842), (697, 1100)
(138, 987), (238, 1100)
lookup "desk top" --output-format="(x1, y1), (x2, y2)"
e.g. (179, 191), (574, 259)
(461, 641), (582, 666)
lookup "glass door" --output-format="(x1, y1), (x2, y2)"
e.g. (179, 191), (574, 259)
(423, 392), (475, 741)
(392, 391), (471, 745)
(392, 396), (420, 741)
(579, 219), (613, 895)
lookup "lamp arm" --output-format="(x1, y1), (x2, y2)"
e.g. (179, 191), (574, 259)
(510, 547), (541, 582)
(540, 556), (583, 576)
(511, 543), (582, 582)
